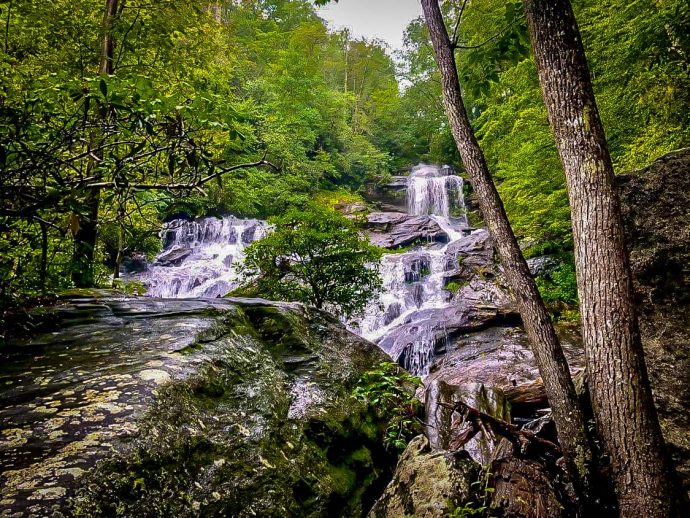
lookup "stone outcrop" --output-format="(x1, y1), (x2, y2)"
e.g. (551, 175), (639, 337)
(366, 212), (451, 249)
(0, 295), (397, 516)
(154, 244), (192, 267)
(369, 435), (479, 518)
(365, 176), (409, 213)
(618, 148), (690, 497)
(425, 380), (511, 464)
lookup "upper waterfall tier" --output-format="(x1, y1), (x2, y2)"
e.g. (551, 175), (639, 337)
(407, 164), (468, 226)
(352, 165), (473, 375)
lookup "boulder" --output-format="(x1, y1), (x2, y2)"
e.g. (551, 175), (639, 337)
(240, 222), (261, 244)
(369, 435), (480, 518)
(154, 245), (192, 267)
(0, 296), (397, 517)
(444, 229), (499, 284)
(445, 229), (494, 267)
(422, 326), (585, 419)
(618, 148), (690, 497)
(527, 255), (559, 277)
(366, 211), (409, 229)
(366, 213), (449, 249)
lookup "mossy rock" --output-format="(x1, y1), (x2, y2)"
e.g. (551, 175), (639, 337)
(0, 296), (397, 516)
(369, 435), (480, 518)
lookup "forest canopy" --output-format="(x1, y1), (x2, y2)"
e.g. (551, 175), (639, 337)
(1, 0), (688, 303)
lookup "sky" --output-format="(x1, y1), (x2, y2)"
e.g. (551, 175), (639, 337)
(315, 0), (423, 53)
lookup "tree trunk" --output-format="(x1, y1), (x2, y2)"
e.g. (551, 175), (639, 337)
(71, 0), (119, 287)
(72, 188), (100, 287)
(523, 0), (680, 514)
(112, 192), (126, 285)
(420, 0), (594, 502)
(38, 219), (48, 291)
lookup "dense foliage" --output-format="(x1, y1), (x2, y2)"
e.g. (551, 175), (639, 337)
(1, 0), (688, 309)
(0, 0), (413, 303)
(352, 361), (422, 451)
(400, 0), (690, 256)
(237, 203), (382, 317)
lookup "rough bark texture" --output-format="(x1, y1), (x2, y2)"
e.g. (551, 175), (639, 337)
(71, 189), (100, 287)
(524, 0), (680, 515)
(420, 0), (592, 499)
(71, 0), (119, 287)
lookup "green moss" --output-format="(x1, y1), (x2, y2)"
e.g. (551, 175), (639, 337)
(68, 301), (396, 517)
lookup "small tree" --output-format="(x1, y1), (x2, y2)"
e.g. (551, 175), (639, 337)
(239, 204), (382, 317)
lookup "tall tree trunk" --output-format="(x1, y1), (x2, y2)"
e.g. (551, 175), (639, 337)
(72, 189), (100, 287)
(523, 0), (680, 515)
(420, 0), (593, 501)
(112, 192), (126, 285)
(38, 218), (48, 291)
(71, 0), (119, 287)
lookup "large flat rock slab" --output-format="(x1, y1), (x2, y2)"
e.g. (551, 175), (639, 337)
(366, 212), (450, 249)
(0, 295), (394, 516)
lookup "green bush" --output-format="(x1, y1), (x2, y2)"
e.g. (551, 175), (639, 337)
(352, 362), (422, 451)
(536, 262), (578, 305)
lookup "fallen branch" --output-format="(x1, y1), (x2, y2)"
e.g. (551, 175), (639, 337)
(81, 156), (278, 191)
(440, 400), (562, 456)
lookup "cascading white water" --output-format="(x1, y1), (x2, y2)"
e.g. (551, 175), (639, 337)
(352, 164), (469, 376)
(128, 164), (469, 376)
(128, 216), (268, 298)
(407, 164), (468, 226)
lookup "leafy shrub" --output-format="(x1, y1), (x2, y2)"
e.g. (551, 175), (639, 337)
(536, 262), (578, 305)
(352, 362), (422, 451)
(238, 203), (382, 318)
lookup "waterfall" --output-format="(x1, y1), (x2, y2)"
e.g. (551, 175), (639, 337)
(128, 164), (470, 377)
(353, 164), (470, 376)
(127, 216), (268, 298)
(407, 164), (468, 226)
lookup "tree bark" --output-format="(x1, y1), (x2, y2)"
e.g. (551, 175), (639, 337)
(420, 0), (593, 502)
(71, 0), (119, 287)
(72, 188), (100, 287)
(523, 0), (680, 515)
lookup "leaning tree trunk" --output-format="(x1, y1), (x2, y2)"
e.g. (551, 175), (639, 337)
(420, 0), (593, 502)
(71, 0), (120, 287)
(523, 0), (680, 515)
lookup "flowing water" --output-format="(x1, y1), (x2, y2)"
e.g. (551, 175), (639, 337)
(352, 164), (470, 375)
(128, 217), (269, 298)
(128, 164), (470, 376)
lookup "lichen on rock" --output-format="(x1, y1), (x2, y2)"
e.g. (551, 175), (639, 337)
(1, 296), (398, 517)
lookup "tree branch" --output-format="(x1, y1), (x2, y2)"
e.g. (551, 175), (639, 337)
(81, 156), (278, 190)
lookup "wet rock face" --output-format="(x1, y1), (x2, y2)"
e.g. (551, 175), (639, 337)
(0, 295), (395, 517)
(618, 148), (690, 497)
(369, 435), (480, 518)
(366, 212), (450, 249)
(425, 380), (511, 464)
(154, 244), (192, 267)
(378, 302), (513, 363)
(365, 176), (409, 213)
